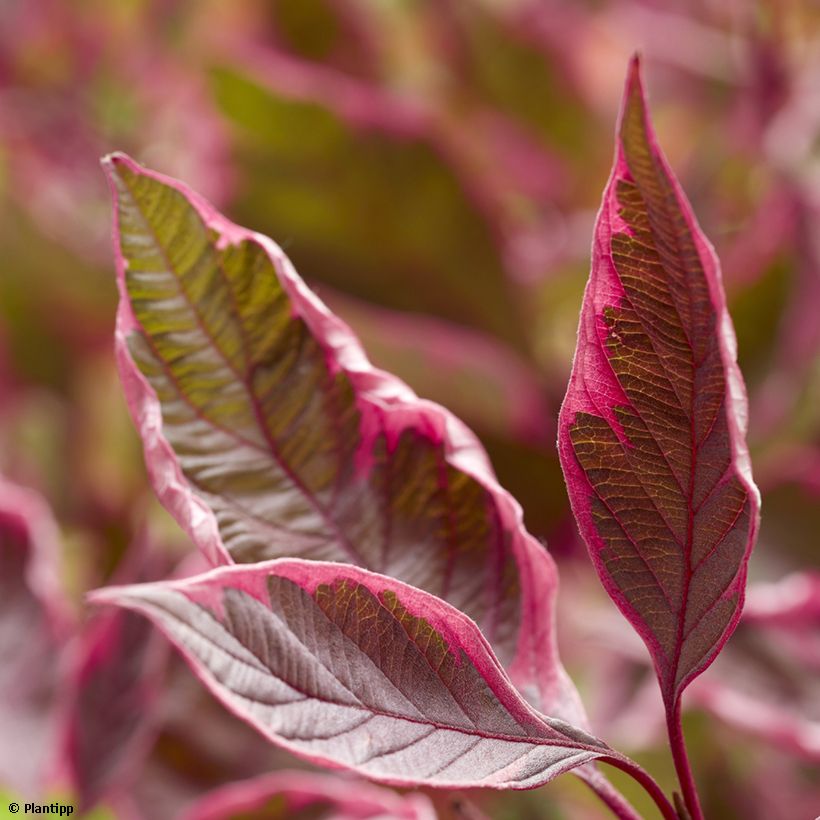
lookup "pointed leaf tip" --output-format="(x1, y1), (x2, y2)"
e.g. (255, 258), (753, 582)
(95, 560), (613, 791)
(100, 151), (131, 174)
(105, 152), (587, 724)
(558, 60), (760, 708)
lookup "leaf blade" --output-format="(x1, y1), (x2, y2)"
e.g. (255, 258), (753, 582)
(0, 477), (73, 798)
(90, 560), (610, 790)
(103, 152), (581, 722)
(557, 57), (761, 706)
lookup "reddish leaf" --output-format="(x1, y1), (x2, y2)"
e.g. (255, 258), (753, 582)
(102, 152), (582, 724)
(182, 771), (436, 820)
(90, 560), (615, 790)
(57, 539), (169, 810)
(0, 477), (73, 797)
(557, 57), (760, 707)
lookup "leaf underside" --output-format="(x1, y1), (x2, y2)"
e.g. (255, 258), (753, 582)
(558, 58), (760, 705)
(91, 561), (607, 791)
(105, 152), (580, 721)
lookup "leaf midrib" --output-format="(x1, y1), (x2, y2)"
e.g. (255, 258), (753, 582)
(139, 593), (601, 756)
(118, 170), (367, 567)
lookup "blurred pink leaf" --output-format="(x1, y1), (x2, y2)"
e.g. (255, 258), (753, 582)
(58, 607), (167, 809)
(557, 57), (760, 710)
(689, 571), (820, 762)
(744, 571), (820, 628)
(0, 476), (73, 798)
(752, 194), (820, 443)
(325, 291), (552, 443)
(90, 559), (614, 790)
(103, 152), (582, 725)
(56, 538), (170, 810)
(0, 0), (232, 262)
(182, 770), (436, 820)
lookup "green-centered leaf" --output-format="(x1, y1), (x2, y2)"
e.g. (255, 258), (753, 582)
(557, 57), (761, 708)
(103, 152), (581, 723)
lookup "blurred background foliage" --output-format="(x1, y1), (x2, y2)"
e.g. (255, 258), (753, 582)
(0, 0), (818, 817)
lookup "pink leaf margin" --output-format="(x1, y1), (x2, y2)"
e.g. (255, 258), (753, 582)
(0, 476), (74, 636)
(181, 770), (437, 820)
(53, 534), (170, 809)
(102, 152), (582, 723)
(54, 605), (168, 808)
(88, 558), (608, 791)
(556, 56), (761, 697)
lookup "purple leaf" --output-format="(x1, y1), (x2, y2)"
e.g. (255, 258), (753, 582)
(90, 560), (615, 790)
(182, 771), (436, 820)
(0, 477), (73, 797)
(57, 539), (169, 810)
(102, 152), (582, 723)
(557, 56), (761, 707)
(59, 607), (166, 809)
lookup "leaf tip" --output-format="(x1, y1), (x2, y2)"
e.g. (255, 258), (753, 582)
(100, 151), (141, 185)
(619, 53), (653, 155)
(623, 52), (647, 105)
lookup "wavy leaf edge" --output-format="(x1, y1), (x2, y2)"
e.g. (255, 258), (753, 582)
(89, 558), (613, 792)
(101, 150), (584, 725)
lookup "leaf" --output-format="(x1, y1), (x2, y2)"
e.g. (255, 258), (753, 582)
(60, 608), (166, 808)
(182, 770), (436, 820)
(743, 571), (820, 628)
(557, 56), (761, 707)
(690, 573), (820, 762)
(0, 477), (73, 797)
(57, 538), (169, 810)
(89, 560), (613, 790)
(102, 152), (582, 723)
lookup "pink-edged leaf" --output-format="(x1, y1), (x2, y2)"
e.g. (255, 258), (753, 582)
(0, 477), (73, 797)
(58, 607), (166, 809)
(89, 560), (616, 791)
(182, 771), (436, 820)
(56, 538), (169, 810)
(557, 56), (760, 707)
(102, 152), (582, 724)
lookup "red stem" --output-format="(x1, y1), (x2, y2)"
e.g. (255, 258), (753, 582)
(602, 757), (678, 820)
(666, 699), (705, 820)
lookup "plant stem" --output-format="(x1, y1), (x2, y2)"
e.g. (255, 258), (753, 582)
(666, 699), (704, 820)
(602, 757), (678, 820)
